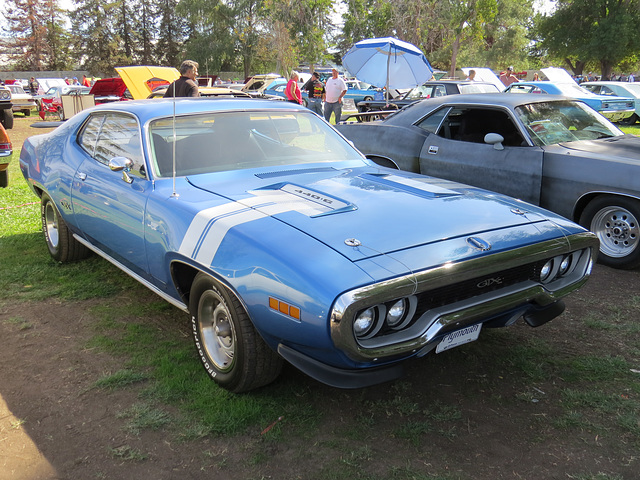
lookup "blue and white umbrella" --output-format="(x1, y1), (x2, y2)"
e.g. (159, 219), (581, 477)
(342, 37), (434, 95)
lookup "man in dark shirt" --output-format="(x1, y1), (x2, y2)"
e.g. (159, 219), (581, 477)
(303, 72), (325, 116)
(164, 60), (200, 98)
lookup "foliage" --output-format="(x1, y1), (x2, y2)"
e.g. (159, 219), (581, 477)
(1, 0), (69, 70)
(537, 0), (640, 78)
(2, 0), (640, 78)
(337, 0), (393, 59)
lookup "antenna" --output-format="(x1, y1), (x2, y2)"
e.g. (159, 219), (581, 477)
(170, 79), (179, 198)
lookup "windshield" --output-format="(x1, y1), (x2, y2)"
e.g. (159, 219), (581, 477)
(149, 110), (364, 177)
(515, 100), (623, 146)
(622, 83), (640, 97)
(459, 83), (500, 94)
(552, 83), (593, 97)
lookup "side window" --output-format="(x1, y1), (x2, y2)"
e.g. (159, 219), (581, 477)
(78, 115), (104, 157)
(435, 108), (526, 147)
(600, 86), (615, 96)
(508, 84), (533, 94)
(79, 113), (146, 178)
(415, 107), (450, 134)
(433, 85), (447, 97)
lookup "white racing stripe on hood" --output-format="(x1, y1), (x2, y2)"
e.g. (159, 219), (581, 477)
(382, 175), (460, 195)
(178, 187), (334, 266)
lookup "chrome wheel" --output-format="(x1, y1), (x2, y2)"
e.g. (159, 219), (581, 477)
(591, 205), (639, 258)
(190, 273), (283, 392)
(43, 200), (60, 251)
(198, 289), (236, 372)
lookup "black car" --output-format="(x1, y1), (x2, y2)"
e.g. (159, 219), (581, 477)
(354, 80), (500, 117)
(337, 93), (640, 269)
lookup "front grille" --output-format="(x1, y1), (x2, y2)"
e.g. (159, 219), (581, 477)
(412, 259), (546, 320)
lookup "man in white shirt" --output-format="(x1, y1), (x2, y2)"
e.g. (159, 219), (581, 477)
(324, 68), (347, 124)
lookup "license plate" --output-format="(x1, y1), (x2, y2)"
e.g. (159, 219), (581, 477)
(436, 324), (482, 353)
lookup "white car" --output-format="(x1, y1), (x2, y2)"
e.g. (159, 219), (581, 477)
(7, 84), (37, 116)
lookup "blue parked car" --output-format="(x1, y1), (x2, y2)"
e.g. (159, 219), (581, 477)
(581, 81), (640, 125)
(344, 79), (381, 105)
(20, 98), (597, 392)
(504, 81), (634, 123)
(263, 79), (309, 105)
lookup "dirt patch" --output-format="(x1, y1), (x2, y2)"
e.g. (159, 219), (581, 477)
(1, 265), (639, 480)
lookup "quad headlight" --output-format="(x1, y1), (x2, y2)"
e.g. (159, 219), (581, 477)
(354, 308), (376, 337)
(353, 296), (417, 341)
(386, 299), (407, 328)
(540, 251), (585, 284)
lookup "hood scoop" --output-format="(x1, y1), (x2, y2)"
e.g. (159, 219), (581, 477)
(255, 166), (338, 179)
(247, 182), (356, 217)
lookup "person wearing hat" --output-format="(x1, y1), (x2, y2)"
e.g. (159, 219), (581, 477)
(499, 66), (519, 87)
(302, 71), (325, 115)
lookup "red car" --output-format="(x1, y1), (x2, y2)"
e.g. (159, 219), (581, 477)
(0, 122), (13, 187)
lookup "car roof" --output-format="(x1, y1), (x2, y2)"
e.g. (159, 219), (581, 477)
(422, 80), (494, 86)
(582, 81), (631, 85)
(76, 97), (309, 124)
(382, 92), (571, 124)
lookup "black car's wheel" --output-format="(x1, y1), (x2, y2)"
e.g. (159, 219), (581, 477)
(41, 193), (90, 262)
(0, 170), (8, 188)
(22, 109), (31, 117)
(189, 273), (283, 393)
(580, 195), (640, 269)
(1, 109), (14, 129)
(619, 113), (638, 126)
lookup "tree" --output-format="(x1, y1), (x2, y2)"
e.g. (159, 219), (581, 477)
(177, 0), (237, 74)
(131, 0), (158, 65)
(70, 0), (130, 75)
(227, 0), (264, 78)
(337, 0), (393, 58)
(43, 0), (74, 70)
(157, 0), (187, 68)
(537, 0), (640, 79)
(2, 0), (49, 70)
(264, 0), (334, 72)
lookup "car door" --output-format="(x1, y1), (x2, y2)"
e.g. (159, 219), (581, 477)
(71, 112), (151, 276)
(416, 105), (545, 205)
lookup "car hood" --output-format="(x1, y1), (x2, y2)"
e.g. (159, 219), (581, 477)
(557, 134), (640, 160)
(90, 78), (127, 97)
(115, 66), (180, 100)
(188, 166), (553, 262)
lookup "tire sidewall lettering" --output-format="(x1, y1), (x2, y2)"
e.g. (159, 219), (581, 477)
(191, 315), (217, 378)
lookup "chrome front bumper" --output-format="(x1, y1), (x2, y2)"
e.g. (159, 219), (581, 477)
(330, 232), (598, 362)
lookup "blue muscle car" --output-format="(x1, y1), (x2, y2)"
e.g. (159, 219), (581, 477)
(20, 98), (598, 392)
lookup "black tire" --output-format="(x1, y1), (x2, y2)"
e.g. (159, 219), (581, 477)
(619, 113), (638, 126)
(189, 273), (283, 392)
(579, 195), (640, 269)
(363, 96), (373, 101)
(0, 170), (8, 188)
(1, 109), (14, 129)
(41, 193), (90, 262)
(23, 109), (31, 117)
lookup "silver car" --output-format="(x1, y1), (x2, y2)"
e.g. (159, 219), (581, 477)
(336, 93), (640, 269)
